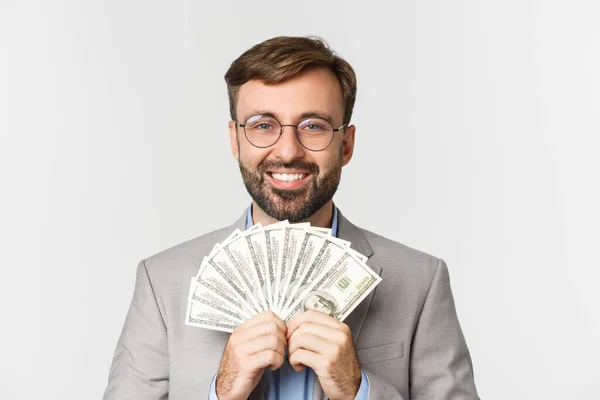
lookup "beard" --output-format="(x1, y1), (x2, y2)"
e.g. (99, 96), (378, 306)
(239, 151), (343, 222)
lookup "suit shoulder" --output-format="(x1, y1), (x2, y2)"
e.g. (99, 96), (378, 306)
(363, 228), (441, 263)
(361, 228), (442, 276)
(142, 225), (233, 275)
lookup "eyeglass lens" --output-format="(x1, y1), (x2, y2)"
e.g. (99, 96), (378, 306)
(243, 115), (335, 151)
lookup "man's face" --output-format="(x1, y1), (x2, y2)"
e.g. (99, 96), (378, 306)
(229, 68), (355, 222)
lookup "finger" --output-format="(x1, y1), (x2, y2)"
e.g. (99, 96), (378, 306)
(235, 312), (268, 331)
(237, 311), (286, 332)
(290, 321), (349, 345)
(287, 310), (344, 339)
(235, 320), (287, 345)
(287, 309), (342, 337)
(266, 350), (285, 371)
(244, 349), (285, 372)
(288, 348), (324, 373)
(238, 333), (286, 358)
(288, 331), (334, 356)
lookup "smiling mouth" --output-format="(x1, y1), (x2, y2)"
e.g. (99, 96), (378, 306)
(267, 172), (309, 182)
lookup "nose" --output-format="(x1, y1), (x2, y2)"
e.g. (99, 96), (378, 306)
(272, 125), (306, 162)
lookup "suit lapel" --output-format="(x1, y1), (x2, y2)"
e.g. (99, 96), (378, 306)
(336, 209), (381, 345)
(231, 209), (248, 231)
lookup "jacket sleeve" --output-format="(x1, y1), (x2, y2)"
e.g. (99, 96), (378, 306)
(362, 370), (406, 399)
(103, 260), (169, 400)
(362, 259), (479, 400)
(409, 258), (480, 399)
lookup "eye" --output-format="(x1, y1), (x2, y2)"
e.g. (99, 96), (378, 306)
(247, 116), (278, 131)
(299, 118), (329, 133)
(306, 124), (323, 131)
(257, 123), (273, 130)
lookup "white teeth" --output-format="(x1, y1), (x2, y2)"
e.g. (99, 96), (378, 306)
(271, 173), (306, 182)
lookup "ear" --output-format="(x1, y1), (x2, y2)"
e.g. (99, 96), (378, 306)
(229, 121), (239, 161)
(341, 124), (356, 167)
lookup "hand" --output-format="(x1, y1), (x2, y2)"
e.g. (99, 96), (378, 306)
(216, 311), (287, 400)
(287, 310), (362, 400)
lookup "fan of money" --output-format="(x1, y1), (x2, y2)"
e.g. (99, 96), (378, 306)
(185, 220), (382, 332)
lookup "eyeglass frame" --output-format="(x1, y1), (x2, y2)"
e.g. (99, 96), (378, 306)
(233, 114), (348, 152)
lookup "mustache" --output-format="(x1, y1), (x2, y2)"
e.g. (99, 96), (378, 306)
(257, 160), (319, 175)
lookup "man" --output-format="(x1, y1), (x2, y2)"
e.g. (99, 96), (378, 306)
(104, 36), (480, 399)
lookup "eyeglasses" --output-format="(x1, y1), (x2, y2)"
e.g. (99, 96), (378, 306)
(234, 114), (347, 152)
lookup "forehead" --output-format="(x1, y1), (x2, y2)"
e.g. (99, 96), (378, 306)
(236, 67), (344, 122)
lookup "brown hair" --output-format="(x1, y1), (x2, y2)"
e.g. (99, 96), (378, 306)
(224, 36), (357, 125)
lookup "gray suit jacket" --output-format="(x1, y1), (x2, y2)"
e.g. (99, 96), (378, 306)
(104, 209), (480, 399)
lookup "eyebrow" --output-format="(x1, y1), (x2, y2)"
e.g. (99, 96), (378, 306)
(242, 110), (337, 126)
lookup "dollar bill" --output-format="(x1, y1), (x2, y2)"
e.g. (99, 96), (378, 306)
(209, 232), (265, 313)
(243, 221), (289, 313)
(279, 231), (341, 314)
(280, 233), (352, 315)
(264, 225), (287, 315)
(311, 227), (332, 236)
(199, 252), (261, 316)
(220, 231), (269, 312)
(185, 300), (241, 333)
(276, 224), (310, 311)
(188, 277), (252, 322)
(242, 230), (270, 310)
(219, 228), (243, 248)
(283, 251), (382, 324)
(186, 220), (382, 333)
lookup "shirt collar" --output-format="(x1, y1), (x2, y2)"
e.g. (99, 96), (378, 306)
(245, 203), (339, 238)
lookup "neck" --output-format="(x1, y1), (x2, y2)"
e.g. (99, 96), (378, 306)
(250, 200), (334, 229)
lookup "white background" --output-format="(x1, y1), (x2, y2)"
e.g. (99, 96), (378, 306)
(1, 0), (599, 399)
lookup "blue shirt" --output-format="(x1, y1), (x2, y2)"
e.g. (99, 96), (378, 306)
(209, 204), (369, 399)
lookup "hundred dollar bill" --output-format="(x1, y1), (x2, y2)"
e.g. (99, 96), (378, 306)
(188, 277), (251, 322)
(207, 235), (264, 313)
(329, 236), (352, 249)
(219, 228), (243, 248)
(311, 226), (332, 236)
(244, 230), (270, 310)
(244, 221), (289, 313)
(279, 231), (338, 313)
(220, 231), (268, 312)
(218, 223), (260, 254)
(283, 251), (382, 324)
(280, 233), (350, 314)
(276, 223), (310, 311)
(197, 253), (261, 316)
(185, 300), (241, 333)
(346, 248), (368, 263)
(263, 224), (287, 315)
